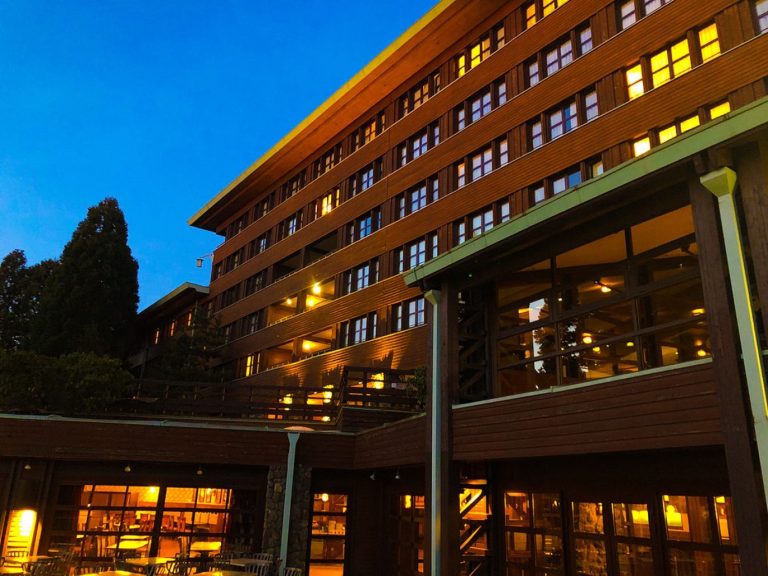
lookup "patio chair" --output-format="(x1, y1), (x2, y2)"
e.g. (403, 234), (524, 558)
(251, 554), (272, 564)
(243, 560), (270, 576)
(283, 568), (302, 576)
(165, 559), (196, 576)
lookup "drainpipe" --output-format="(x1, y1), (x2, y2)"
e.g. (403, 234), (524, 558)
(424, 289), (442, 576)
(700, 167), (768, 506)
(280, 432), (300, 576)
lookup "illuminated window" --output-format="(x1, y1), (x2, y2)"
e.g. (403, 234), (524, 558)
(709, 101), (731, 119)
(457, 54), (467, 77)
(633, 136), (652, 156)
(626, 64), (645, 99)
(455, 23), (504, 77)
(592, 160), (604, 177)
(698, 23), (721, 61)
(679, 114), (701, 133)
(757, 0), (768, 32)
(619, 0), (637, 28)
(393, 298), (426, 331)
(651, 39), (691, 88)
(525, 2), (537, 28)
(658, 124), (678, 144)
(153, 328), (160, 345)
(245, 353), (256, 377)
(169, 320), (176, 337)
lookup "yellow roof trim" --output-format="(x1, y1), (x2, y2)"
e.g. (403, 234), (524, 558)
(188, 0), (456, 228)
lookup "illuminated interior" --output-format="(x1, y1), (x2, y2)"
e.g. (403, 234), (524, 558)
(3, 509), (37, 557)
(309, 493), (347, 576)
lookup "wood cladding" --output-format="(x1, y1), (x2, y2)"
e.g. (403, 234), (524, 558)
(452, 363), (723, 461)
(0, 417), (354, 469)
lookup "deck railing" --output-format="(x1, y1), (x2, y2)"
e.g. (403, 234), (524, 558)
(112, 366), (418, 425)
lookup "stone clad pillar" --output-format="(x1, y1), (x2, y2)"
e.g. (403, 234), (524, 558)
(261, 463), (312, 571)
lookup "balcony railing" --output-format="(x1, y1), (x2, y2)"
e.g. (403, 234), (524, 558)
(110, 366), (419, 426)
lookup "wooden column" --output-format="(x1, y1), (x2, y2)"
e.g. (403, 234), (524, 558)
(690, 177), (768, 574)
(734, 139), (768, 338)
(425, 284), (460, 576)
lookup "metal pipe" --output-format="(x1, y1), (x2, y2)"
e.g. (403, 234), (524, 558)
(279, 432), (300, 576)
(424, 289), (442, 576)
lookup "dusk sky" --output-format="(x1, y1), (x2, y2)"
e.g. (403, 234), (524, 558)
(0, 0), (437, 309)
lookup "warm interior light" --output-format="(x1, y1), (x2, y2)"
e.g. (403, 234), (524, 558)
(691, 307), (705, 315)
(18, 509), (36, 538)
(312, 283), (322, 295)
(600, 285), (611, 293)
(626, 341), (635, 347)
(285, 298), (293, 306)
(404, 495), (412, 509)
(302, 341), (312, 351)
(582, 334), (593, 345)
(631, 509), (649, 525)
(697, 349), (707, 358)
(369, 372), (385, 390)
(321, 416), (331, 422)
(592, 347), (601, 353)
(306, 296), (317, 307)
(321, 493), (329, 503)
(283, 395), (293, 405)
(715, 496), (725, 504)
(665, 504), (683, 528)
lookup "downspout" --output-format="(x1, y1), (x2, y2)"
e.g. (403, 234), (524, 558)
(700, 167), (768, 506)
(280, 432), (300, 576)
(424, 289), (442, 576)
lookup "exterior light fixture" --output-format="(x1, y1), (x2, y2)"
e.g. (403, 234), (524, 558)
(691, 307), (705, 315)
(196, 467), (204, 476)
(124, 465), (132, 473)
(23, 463), (32, 471)
(395, 470), (401, 480)
(312, 283), (322, 295)
(582, 334), (593, 345)
(370, 472), (376, 481)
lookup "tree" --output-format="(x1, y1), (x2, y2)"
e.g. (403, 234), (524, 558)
(32, 198), (139, 358)
(0, 350), (133, 415)
(0, 250), (58, 350)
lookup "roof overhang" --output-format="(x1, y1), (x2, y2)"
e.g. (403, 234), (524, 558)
(189, 0), (509, 231)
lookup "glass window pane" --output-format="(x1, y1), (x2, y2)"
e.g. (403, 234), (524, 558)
(574, 538), (607, 575)
(613, 503), (652, 539)
(714, 496), (738, 545)
(616, 543), (655, 576)
(533, 494), (562, 530)
(664, 495), (712, 543)
(573, 502), (604, 534)
(667, 549), (717, 576)
(505, 492), (530, 527)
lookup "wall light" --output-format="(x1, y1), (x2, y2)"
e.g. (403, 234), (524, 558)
(124, 465), (132, 473)
(196, 467), (204, 476)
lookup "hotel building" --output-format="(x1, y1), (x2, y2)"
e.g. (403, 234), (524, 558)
(3, 0), (768, 574)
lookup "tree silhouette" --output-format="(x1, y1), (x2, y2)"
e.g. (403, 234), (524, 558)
(33, 198), (138, 358)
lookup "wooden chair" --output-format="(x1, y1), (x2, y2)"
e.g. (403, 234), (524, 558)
(165, 559), (196, 576)
(243, 560), (270, 576)
(284, 568), (302, 576)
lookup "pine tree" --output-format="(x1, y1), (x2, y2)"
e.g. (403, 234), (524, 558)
(33, 198), (139, 358)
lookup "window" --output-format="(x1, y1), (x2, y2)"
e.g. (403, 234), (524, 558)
(618, 0), (671, 30)
(245, 353), (257, 377)
(398, 123), (440, 166)
(314, 144), (343, 178)
(253, 233), (269, 256)
(343, 259), (379, 295)
(352, 111), (386, 151)
(153, 328), (160, 345)
(456, 23), (505, 77)
(549, 100), (578, 139)
(348, 209), (381, 244)
(546, 37), (573, 76)
(242, 311), (263, 336)
(314, 188), (340, 219)
(524, 0), (568, 29)
(278, 212), (302, 240)
(309, 493), (348, 574)
(455, 200), (512, 244)
(348, 160), (381, 197)
(626, 64), (645, 99)
(282, 172), (305, 201)
(255, 194), (273, 220)
(650, 38), (691, 88)
(633, 136), (652, 156)
(757, 0), (768, 32)
(225, 212), (249, 240)
(398, 70), (441, 118)
(454, 77), (508, 131)
(244, 271), (265, 296)
(527, 58), (540, 87)
(530, 121), (543, 149)
(340, 313), (378, 346)
(585, 90), (598, 121)
(709, 101), (731, 119)
(471, 147), (494, 180)
(456, 161), (466, 188)
(579, 26), (593, 53)
(552, 167), (582, 194)
(393, 297), (426, 331)
(698, 23), (720, 62)
(395, 233), (439, 273)
(505, 493), (564, 574)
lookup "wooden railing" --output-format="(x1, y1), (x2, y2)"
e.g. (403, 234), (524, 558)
(110, 366), (418, 425)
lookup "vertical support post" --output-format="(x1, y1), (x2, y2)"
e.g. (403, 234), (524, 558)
(425, 289), (442, 576)
(280, 432), (300, 576)
(697, 167), (768, 571)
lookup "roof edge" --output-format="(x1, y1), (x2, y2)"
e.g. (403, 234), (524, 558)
(188, 0), (456, 230)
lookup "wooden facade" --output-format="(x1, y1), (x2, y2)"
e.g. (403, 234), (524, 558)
(3, 1), (768, 575)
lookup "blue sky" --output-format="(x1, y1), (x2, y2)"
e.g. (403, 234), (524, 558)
(0, 0), (437, 309)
